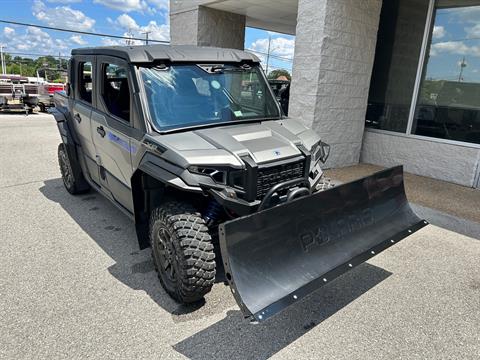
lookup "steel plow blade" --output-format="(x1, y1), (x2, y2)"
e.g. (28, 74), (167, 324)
(219, 166), (427, 322)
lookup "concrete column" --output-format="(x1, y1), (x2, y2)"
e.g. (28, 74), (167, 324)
(170, 2), (246, 49)
(289, 0), (382, 167)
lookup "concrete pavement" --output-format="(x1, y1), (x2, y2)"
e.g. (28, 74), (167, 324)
(1, 114), (479, 359)
(326, 163), (480, 240)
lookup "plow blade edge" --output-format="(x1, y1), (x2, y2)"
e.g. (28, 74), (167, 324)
(219, 166), (427, 322)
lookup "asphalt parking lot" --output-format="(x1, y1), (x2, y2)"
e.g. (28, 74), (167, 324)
(1, 113), (479, 359)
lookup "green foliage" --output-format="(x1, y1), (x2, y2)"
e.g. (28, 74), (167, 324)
(267, 69), (291, 81)
(4, 53), (67, 81)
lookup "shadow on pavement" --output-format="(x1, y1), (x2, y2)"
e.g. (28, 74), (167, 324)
(39, 178), (232, 320)
(174, 261), (391, 360)
(40, 178), (392, 358)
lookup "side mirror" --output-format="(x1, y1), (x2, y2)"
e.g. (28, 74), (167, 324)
(65, 83), (71, 97)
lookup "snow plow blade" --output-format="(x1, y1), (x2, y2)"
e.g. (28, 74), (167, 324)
(219, 166), (427, 322)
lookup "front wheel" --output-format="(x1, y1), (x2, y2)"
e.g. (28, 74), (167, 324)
(150, 201), (216, 303)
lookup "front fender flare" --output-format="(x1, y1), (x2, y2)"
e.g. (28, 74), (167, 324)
(131, 153), (203, 249)
(136, 152), (203, 193)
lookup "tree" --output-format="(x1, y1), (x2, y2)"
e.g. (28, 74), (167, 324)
(3, 53), (67, 80)
(267, 69), (291, 81)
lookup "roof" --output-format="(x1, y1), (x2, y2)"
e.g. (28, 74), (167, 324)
(71, 44), (260, 64)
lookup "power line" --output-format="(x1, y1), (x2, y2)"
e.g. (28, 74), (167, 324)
(6, 51), (70, 58)
(246, 49), (293, 63)
(0, 19), (170, 44)
(0, 19), (293, 63)
(432, 36), (480, 45)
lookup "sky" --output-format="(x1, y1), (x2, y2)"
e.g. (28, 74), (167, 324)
(3, 1), (480, 80)
(427, 5), (480, 83)
(0, 0), (294, 72)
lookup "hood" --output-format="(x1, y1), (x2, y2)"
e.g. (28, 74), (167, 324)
(153, 119), (321, 168)
(194, 122), (303, 163)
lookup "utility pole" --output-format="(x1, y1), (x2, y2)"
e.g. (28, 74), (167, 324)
(0, 44), (6, 75)
(264, 35), (280, 76)
(142, 31), (151, 45)
(458, 56), (467, 82)
(265, 34), (271, 75)
(125, 28), (134, 46)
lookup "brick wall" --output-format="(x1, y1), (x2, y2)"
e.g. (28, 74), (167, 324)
(289, 0), (382, 167)
(170, 5), (245, 50)
(362, 130), (480, 187)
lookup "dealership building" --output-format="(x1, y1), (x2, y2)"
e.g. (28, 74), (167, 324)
(170, 0), (480, 188)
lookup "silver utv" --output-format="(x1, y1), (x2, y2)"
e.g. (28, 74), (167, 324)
(51, 45), (425, 322)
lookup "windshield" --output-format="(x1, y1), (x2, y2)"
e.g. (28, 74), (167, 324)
(140, 64), (280, 131)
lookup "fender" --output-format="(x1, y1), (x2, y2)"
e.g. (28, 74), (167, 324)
(49, 106), (79, 146)
(50, 106), (90, 194)
(137, 152), (203, 193)
(132, 152), (203, 249)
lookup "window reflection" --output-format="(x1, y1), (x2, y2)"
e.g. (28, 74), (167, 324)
(413, 3), (480, 144)
(366, 0), (430, 132)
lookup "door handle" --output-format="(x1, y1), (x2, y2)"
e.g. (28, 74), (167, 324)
(74, 113), (82, 123)
(97, 126), (106, 137)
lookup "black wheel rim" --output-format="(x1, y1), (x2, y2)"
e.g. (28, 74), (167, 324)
(154, 227), (177, 284)
(59, 148), (74, 190)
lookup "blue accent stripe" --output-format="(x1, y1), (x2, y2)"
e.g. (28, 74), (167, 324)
(107, 131), (137, 154)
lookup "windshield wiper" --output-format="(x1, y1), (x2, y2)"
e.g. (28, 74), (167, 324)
(222, 64), (252, 73)
(197, 64), (251, 74)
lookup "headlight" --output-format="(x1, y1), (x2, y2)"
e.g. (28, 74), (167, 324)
(188, 165), (227, 184)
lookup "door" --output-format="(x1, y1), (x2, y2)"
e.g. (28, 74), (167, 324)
(91, 58), (135, 212)
(72, 58), (100, 185)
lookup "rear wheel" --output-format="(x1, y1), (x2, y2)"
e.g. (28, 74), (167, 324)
(58, 143), (90, 195)
(150, 201), (216, 303)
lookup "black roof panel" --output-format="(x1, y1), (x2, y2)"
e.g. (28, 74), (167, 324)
(71, 44), (260, 63)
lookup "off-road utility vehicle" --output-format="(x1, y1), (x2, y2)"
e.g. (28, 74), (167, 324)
(51, 45), (426, 322)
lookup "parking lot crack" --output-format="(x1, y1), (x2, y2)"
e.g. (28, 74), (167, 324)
(0, 180), (46, 189)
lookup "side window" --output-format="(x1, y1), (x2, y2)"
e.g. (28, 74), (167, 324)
(102, 63), (130, 122)
(78, 62), (93, 103)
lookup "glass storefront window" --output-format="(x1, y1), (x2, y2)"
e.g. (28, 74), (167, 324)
(366, 0), (430, 132)
(412, 1), (480, 144)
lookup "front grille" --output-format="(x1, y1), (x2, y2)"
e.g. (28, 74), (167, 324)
(256, 160), (305, 199)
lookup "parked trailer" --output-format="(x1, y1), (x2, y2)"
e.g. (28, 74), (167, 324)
(0, 75), (38, 114)
(37, 83), (66, 112)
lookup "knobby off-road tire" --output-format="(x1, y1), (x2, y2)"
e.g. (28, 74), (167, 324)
(57, 143), (90, 195)
(150, 201), (216, 303)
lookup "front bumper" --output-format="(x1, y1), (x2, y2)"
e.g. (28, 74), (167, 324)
(209, 188), (260, 216)
(209, 176), (312, 216)
(205, 152), (313, 216)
